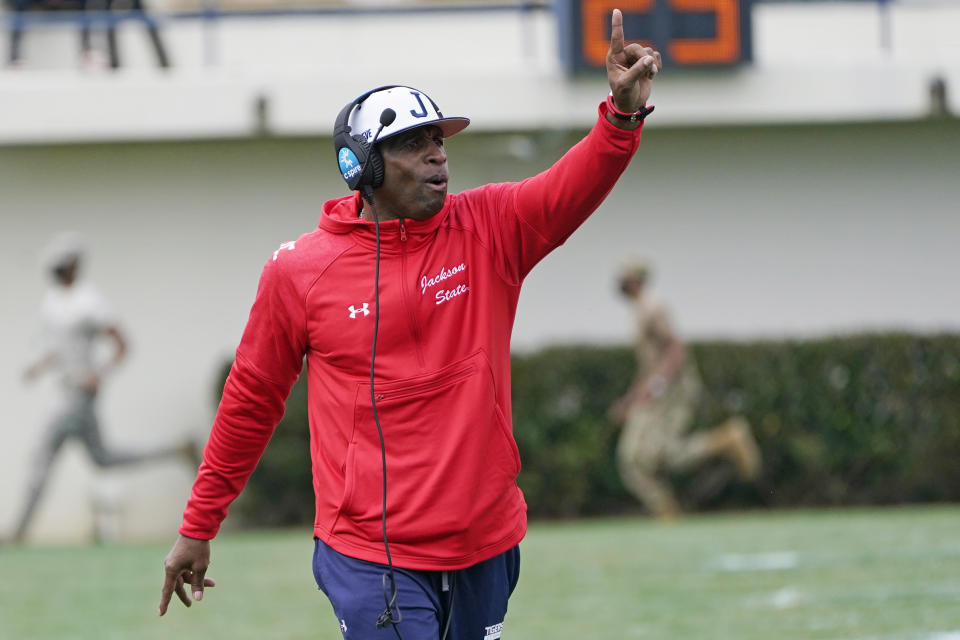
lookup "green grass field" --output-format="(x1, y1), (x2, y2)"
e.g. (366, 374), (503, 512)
(2, 505), (958, 639)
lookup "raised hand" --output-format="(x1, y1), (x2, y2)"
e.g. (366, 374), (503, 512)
(606, 8), (662, 112)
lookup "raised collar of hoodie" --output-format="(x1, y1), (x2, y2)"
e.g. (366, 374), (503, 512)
(318, 191), (448, 253)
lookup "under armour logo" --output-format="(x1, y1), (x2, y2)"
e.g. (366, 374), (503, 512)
(348, 303), (370, 318)
(272, 241), (295, 261)
(340, 619), (348, 633)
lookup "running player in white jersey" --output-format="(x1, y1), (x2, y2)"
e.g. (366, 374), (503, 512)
(10, 233), (200, 544)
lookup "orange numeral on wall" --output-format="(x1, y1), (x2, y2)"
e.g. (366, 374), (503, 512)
(580, 0), (741, 67)
(581, 0), (655, 67)
(669, 0), (740, 64)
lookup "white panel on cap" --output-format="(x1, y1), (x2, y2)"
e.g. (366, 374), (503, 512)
(347, 86), (469, 143)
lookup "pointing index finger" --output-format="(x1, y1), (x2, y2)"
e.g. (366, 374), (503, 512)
(609, 8), (624, 55)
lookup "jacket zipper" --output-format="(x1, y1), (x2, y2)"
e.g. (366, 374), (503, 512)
(398, 219), (425, 369)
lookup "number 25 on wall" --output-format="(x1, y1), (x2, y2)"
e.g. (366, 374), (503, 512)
(582, 0), (742, 66)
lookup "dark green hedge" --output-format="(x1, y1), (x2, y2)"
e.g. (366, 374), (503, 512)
(219, 332), (960, 525)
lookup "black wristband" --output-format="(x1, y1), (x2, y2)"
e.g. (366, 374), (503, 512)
(606, 94), (655, 122)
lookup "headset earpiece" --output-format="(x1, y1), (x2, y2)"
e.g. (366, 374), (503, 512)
(333, 85), (400, 193)
(363, 140), (385, 190)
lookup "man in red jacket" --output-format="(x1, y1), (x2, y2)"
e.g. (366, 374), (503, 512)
(159, 9), (661, 639)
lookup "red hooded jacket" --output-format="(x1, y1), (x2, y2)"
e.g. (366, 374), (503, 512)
(180, 102), (643, 570)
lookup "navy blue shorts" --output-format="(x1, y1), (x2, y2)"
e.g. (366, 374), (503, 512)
(312, 539), (520, 640)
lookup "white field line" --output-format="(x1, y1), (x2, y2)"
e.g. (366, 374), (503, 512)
(710, 551), (800, 572)
(743, 586), (807, 610)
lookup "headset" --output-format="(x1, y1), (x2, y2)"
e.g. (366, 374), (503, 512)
(334, 87), (403, 636)
(334, 85), (395, 195)
(334, 85), (448, 197)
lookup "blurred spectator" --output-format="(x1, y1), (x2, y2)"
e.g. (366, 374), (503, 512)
(83, 0), (170, 70)
(929, 75), (949, 118)
(4, 0), (74, 68)
(8, 232), (198, 544)
(4, 0), (169, 70)
(607, 258), (761, 519)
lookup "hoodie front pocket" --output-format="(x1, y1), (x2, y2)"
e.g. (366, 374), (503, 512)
(339, 350), (518, 549)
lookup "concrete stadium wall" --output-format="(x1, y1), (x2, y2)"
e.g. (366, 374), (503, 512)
(1, 116), (958, 544)
(1, 2), (959, 145)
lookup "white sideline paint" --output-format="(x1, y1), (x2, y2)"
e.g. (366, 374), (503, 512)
(766, 587), (805, 610)
(744, 586), (807, 610)
(712, 551), (799, 572)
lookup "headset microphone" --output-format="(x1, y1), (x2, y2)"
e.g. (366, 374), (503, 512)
(365, 106), (405, 638)
(366, 105), (452, 640)
(380, 108), (397, 128)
